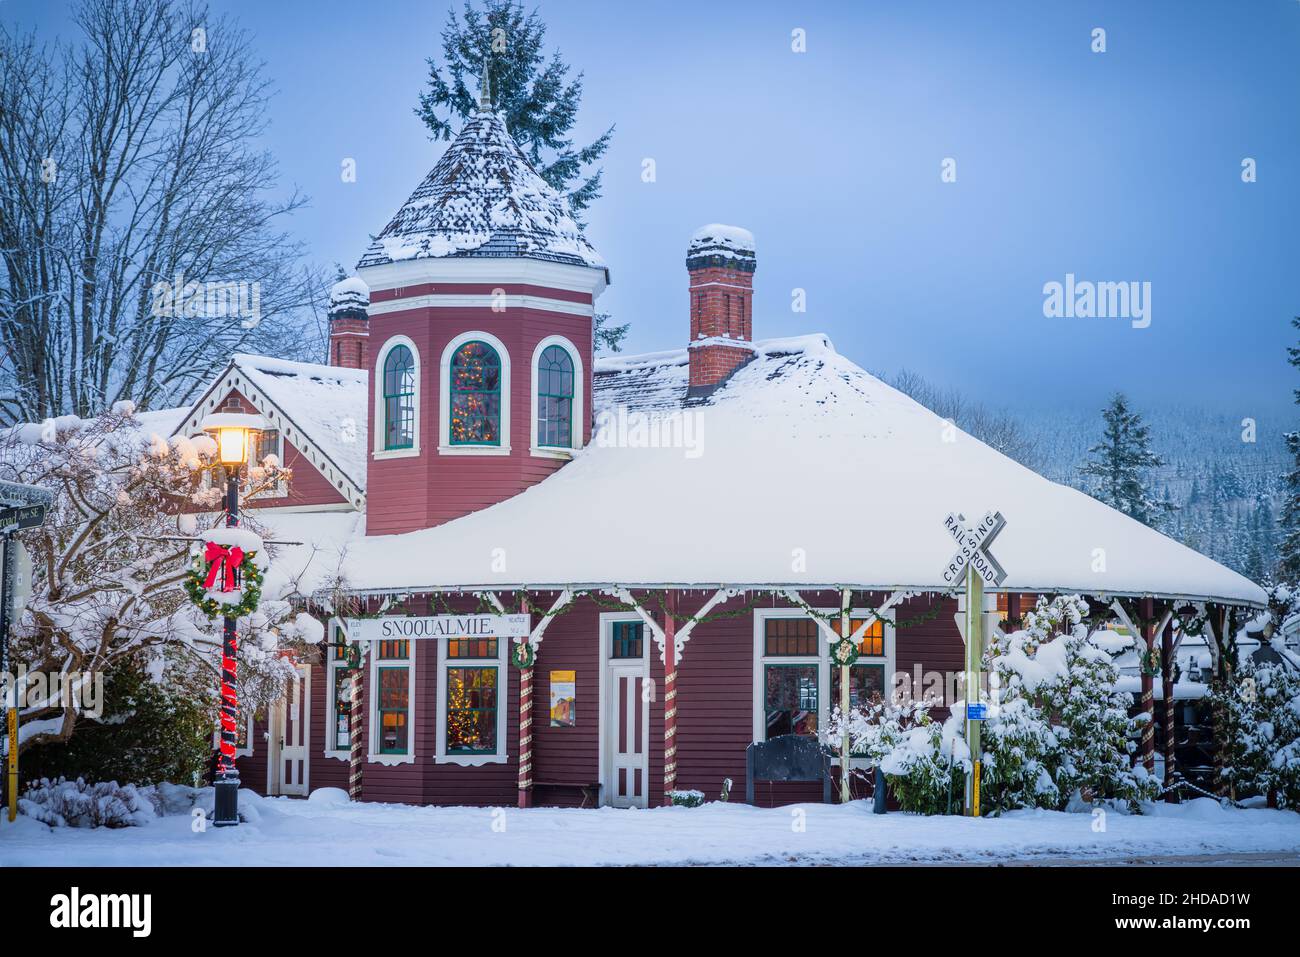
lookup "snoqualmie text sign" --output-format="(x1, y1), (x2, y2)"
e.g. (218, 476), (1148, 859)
(345, 614), (530, 642)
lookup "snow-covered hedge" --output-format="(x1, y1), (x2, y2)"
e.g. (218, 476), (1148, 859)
(667, 789), (705, 808)
(825, 595), (1158, 814)
(19, 777), (157, 828)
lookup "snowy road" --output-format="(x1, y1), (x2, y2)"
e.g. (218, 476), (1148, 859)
(2, 791), (1298, 867)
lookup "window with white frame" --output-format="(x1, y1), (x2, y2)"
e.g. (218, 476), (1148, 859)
(373, 336), (420, 458)
(439, 331), (511, 454)
(369, 637), (415, 763)
(530, 335), (583, 454)
(435, 632), (508, 765)
(213, 710), (255, 759)
(325, 620), (359, 758)
(753, 608), (895, 757)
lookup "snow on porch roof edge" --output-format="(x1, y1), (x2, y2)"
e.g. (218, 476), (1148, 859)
(313, 580), (1267, 609)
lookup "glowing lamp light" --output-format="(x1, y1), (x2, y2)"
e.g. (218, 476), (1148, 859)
(199, 412), (267, 468)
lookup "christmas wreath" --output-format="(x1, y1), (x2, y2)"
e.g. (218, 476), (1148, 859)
(184, 533), (265, 620)
(1139, 647), (1162, 677)
(831, 637), (860, 668)
(511, 640), (536, 669)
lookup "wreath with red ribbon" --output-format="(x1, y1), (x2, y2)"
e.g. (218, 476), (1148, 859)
(184, 539), (264, 619)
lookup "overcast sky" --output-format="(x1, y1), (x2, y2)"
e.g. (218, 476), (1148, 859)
(9, 0), (1299, 419)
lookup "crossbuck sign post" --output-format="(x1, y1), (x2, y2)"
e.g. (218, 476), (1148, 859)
(941, 510), (1007, 817)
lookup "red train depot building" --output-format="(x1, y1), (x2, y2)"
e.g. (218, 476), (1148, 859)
(172, 93), (1265, 809)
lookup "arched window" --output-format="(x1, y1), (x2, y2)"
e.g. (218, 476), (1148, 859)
(535, 345), (575, 448)
(449, 340), (502, 446)
(382, 345), (416, 450)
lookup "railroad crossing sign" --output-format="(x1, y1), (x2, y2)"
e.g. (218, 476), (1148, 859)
(940, 510), (1007, 587)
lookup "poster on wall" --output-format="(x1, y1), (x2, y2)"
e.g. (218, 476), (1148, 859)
(550, 670), (576, 727)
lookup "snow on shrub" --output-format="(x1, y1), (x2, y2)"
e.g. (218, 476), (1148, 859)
(824, 595), (1157, 814)
(1209, 658), (1300, 808)
(19, 776), (156, 828)
(667, 789), (705, 808)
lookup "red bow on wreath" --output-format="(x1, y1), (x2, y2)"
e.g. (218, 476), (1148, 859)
(203, 541), (244, 592)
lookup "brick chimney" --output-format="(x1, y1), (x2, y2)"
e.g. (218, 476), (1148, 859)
(686, 224), (756, 399)
(328, 276), (370, 369)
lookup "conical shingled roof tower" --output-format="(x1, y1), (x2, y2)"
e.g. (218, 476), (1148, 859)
(354, 68), (608, 537)
(358, 89), (604, 270)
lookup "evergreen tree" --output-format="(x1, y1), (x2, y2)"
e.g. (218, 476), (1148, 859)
(1277, 317), (1300, 581)
(415, 0), (614, 220)
(1079, 393), (1169, 527)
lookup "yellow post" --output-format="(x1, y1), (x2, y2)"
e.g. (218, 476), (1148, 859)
(964, 565), (984, 817)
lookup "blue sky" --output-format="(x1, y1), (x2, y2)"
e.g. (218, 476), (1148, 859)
(8, 0), (1299, 418)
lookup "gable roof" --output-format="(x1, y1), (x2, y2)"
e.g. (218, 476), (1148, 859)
(275, 335), (1263, 606)
(174, 354), (368, 510)
(357, 108), (604, 271)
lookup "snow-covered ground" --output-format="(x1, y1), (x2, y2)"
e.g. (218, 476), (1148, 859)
(3, 790), (1299, 866)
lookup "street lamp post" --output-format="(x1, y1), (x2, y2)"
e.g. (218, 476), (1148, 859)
(203, 415), (259, 828)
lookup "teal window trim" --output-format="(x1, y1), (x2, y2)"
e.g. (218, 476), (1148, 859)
(536, 344), (575, 449)
(763, 662), (819, 740)
(449, 340), (502, 447)
(377, 665), (410, 755)
(611, 620), (644, 659)
(445, 665), (499, 755)
(382, 345), (416, 450)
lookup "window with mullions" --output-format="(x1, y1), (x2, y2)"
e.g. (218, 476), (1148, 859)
(831, 663), (887, 711)
(764, 617), (819, 656)
(377, 667), (410, 754)
(536, 345), (574, 448)
(383, 345), (416, 450)
(331, 664), (355, 751)
(448, 637), (497, 659)
(378, 639), (408, 659)
(829, 618), (885, 656)
(764, 664), (818, 739)
(445, 667), (498, 754)
(611, 621), (643, 659)
(449, 340), (501, 445)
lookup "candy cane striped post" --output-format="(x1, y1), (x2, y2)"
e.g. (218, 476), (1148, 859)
(348, 667), (364, 801)
(1161, 617), (1176, 800)
(662, 590), (678, 805)
(1140, 597), (1156, 775)
(518, 596), (534, 808)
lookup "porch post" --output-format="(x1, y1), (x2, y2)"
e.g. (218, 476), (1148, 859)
(348, 667), (364, 801)
(1140, 597), (1156, 775)
(662, 590), (678, 805)
(839, 589), (851, 804)
(518, 595), (534, 809)
(1161, 615), (1176, 801)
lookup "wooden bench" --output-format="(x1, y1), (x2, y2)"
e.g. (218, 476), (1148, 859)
(746, 734), (832, 805)
(532, 781), (601, 808)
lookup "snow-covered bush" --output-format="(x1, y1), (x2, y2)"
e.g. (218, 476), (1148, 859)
(988, 595), (1157, 808)
(18, 776), (156, 828)
(1209, 659), (1300, 808)
(667, 789), (705, 808)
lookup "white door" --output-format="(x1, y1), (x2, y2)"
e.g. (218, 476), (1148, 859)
(271, 662), (310, 796)
(603, 620), (649, 808)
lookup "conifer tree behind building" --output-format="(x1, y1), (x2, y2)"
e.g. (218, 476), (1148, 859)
(1080, 393), (1170, 528)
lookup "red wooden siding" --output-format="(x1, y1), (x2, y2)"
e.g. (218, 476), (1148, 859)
(364, 302), (595, 535)
(235, 591), (967, 809)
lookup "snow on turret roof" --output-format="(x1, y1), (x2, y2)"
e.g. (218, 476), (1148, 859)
(291, 335), (1263, 606)
(356, 108), (604, 271)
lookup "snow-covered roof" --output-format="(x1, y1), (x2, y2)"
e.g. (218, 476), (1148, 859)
(356, 108), (604, 271)
(329, 276), (370, 312)
(303, 334), (1264, 605)
(173, 355), (368, 508)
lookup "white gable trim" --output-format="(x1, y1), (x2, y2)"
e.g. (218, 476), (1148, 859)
(174, 362), (366, 511)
